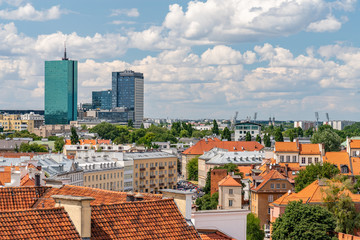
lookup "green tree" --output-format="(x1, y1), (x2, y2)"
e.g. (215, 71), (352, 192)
(203, 170), (211, 194)
(264, 134), (271, 147)
(187, 156), (199, 181)
(247, 213), (265, 240)
(289, 131), (294, 142)
(311, 129), (341, 152)
(274, 128), (284, 142)
(19, 143), (48, 152)
(81, 124), (87, 130)
(195, 192), (219, 210)
(304, 128), (314, 137)
(221, 127), (231, 141)
(294, 163), (340, 192)
(272, 201), (336, 240)
(255, 134), (261, 144)
(212, 120), (219, 135)
(245, 131), (252, 141)
(90, 122), (121, 140)
(54, 137), (65, 152)
(180, 129), (189, 138)
(140, 123), (144, 129)
(70, 127), (80, 145)
(127, 119), (134, 128)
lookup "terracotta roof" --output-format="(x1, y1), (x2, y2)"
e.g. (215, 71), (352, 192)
(351, 157), (360, 175)
(198, 229), (236, 240)
(182, 139), (264, 155)
(0, 187), (50, 211)
(238, 166), (253, 179)
(275, 142), (299, 152)
(35, 185), (162, 208)
(251, 170), (287, 192)
(65, 139), (97, 145)
(218, 175), (242, 187)
(97, 139), (111, 144)
(20, 174), (35, 186)
(0, 171), (11, 185)
(299, 144), (321, 155)
(91, 199), (201, 240)
(0, 207), (81, 239)
(278, 162), (303, 170)
(350, 140), (360, 149)
(324, 152), (351, 175)
(0, 152), (47, 158)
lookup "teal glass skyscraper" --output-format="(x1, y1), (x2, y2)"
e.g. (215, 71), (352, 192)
(45, 49), (77, 124)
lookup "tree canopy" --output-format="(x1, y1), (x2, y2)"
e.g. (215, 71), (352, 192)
(245, 131), (252, 141)
(212, 120), (219, 135)
(19, 143), (48, 153)
(187, 156), (199, 181)
(247, 213), (265, 240)
(274, 128), (284, 142)
(54, 137), (65, 152)
(70, 127), (80, 145)
(311, 128), (342, 152)
(271, 201), (336, 240)
(195, 192), (219, 210)
(221, 127), (231, 141)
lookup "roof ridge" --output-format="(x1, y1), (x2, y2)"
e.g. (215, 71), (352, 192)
(91, 198), (172, 207)
(0, 206), (64, 214)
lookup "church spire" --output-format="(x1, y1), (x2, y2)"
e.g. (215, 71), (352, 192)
(62, 41), (68, 60)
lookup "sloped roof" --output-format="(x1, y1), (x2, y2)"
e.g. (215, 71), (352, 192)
(218, 175), (242, 187)
(324, 152), (351, 175)
(198, 229), (236, 240)
(0, 208), (81, 239)
(300, 144), (321, 155)
(275, 142), (299, 152)
(183, 139), (264, 155)
(90, 199), (201, 240)
(351, 157), (360, 175)
(238, 166), (253, 179)
(34, 185), (162, 208)
(251, 170), (287, 192)
(350, 140), (360, 149)
(20, 174), (35, 186)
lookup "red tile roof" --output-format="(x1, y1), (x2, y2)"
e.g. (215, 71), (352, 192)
(218, 175), (242, 187)
(20, 174), (35, 186)
(324, 152), (351, 175)
(0, 187), (50, 211)
(91, 199), (201, 240)
(275, 142), (299, 152)
(0, 152), (47, 158)
(183, 139), (264, 155)
(34, 185), (162, 208)
(251, 170), (287, 192)
(198, 230), (236, 240)
(65, 139), (111, 145)
(0, 207), (81, 239)
(97, 139), (111, 144)
(350, 140), (360, 149)
(299, 144), (321, 155)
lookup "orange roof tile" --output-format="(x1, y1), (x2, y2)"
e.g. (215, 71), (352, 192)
(218, 175), (242, 187)
(350, 140), (360, 149)
(324, 152), (351, 175)
(300, 144), (321, 155)
(238, 166), (253, 179)
(198, 230), (236, 240)
(0, 207), (81, 239)
(97, 139), (111, 144)
(0, 171), (11, 185)
(252, 170), (287, 192)
(183, 139), (264, 155)
(275, 142), (299, 152)
(65, 139), (97, 145)
(0, 152), (47, 158)
(20, 174), (35, 186)
(351, 157), (360, 175)
(35, 185), (162, 208)
(91, 199), (201, 240)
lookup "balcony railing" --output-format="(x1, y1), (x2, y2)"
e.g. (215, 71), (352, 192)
(169, 165), (175, 169)
(159, 166), (165, 170)
(159, 183), (164, 186)
(159, 174), (164, 178)
(168, 174), (174, 177)
(150, 175), (155, 179)
(140, 185), (146, 188)
(140, 167), (146, 171)
(140, 176), (146, 180)
(150, 184), (156, 188)
(150, 167), (156, 170)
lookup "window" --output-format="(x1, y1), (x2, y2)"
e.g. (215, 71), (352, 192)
(292, 156), (297, 162)
(282, 183), (286, 189)
(268, 208), (271, 214)
(268, 195), (273, 202)
(229, 200), (233, 207)
(135, 164), (138, 169)
(270, 183), (274, 189)
(229, 189), (233, 194)
(301, 157), (306, 164)
(280, 156), (284, 162)
(341, 165), (349, 174)
(315, 157), (319, 163)
(308, 157), (312, 164)
(286, 156), (290, 162)
(276, 183), (280, 189)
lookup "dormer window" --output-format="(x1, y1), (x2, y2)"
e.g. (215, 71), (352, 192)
(341, 165), (349, 174)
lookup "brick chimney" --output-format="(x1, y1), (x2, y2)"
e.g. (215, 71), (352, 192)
(161, 189), (194, 220)
(52, 195), (94, 239)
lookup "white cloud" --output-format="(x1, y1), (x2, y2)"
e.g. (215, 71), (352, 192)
(110, 20), (136, 25)
(306, 15), (343, 32)
(0, 3), (62, 21)
(110, 8), (139, 17)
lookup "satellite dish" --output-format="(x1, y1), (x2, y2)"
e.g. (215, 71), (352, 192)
(356, 151), (359, 156)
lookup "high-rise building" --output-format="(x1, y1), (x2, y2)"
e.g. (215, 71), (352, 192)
(92, 90), (112, 110)
(45, 49), (77, 125)
(112, 70), (144, 128)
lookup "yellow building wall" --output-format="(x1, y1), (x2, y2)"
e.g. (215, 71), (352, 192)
(83, 168), (124, 191)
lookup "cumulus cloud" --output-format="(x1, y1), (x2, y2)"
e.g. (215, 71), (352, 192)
(110, 20), (136, 25)
(306, 15), (343, 32)
(110, 8), (139, 17)
(0, 3), (62, 21)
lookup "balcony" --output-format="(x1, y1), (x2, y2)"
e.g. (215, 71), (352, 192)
(168, 182), (173, 185)
(140, 185), (146, 188)
(159, 166), (165, 170)
(150, 175), (155, 179)
(169, 165), (174, 169)
(168, 174), (174, 177)
(150, 184), (156, 188)
(159, 183), (164, 186)
(150, 167), (156, 170)
(140, 176), (146, 180)
(159, 174), (164, 178)
(139, 167), (146, 171)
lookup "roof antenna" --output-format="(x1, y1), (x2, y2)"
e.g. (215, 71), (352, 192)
(62, 41), (68, 60)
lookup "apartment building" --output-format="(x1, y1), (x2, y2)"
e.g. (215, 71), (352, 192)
(0, 114), (36, 132)
(125, 152), (177, 193)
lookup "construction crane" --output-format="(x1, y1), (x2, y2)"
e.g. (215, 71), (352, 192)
(315, 112), (319, 131)
(231, 111), (238, 131)
(326, 113), (330, 122)
(253, 112), (257, 122)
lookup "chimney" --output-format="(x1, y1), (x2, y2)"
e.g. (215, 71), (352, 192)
(134, 193), (144, 201)
(161, 189), (194, 220)
(52, 195), (94, 239)
(285, 164), (288, 177)
(126, 192), (135, 202)
(35, 173), (41, 187)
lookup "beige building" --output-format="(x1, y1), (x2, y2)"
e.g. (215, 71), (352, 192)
(125, 152), (177, 193)
(31, 124), (72, 137)
(0, 114), (36, 132)
(218, 175), (242, 210)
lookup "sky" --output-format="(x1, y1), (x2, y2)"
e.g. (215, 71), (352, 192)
(0, 0), (360, 121)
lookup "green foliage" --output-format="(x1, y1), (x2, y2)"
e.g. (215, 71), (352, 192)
(255, 134), (261, 144)
(245, 131), (252, 141)
(311, 128), (341, 152)
(140, 123), (144, 129)
(294, 163), (340, 192)
(221, 127), (231, 141)
(187, 156), (199, 181)
(127, 119), (134, 128)
(264, 134), (271, 147)
(19, 143), (48, 153)
(247, 213), (265, 240)
(7, 130), (41, 140)
(304, 128), (314, 137)
(90, 122), (120, 140)
(70, 127), (80, 145)
(81, 124), (87, 130)
(195, 192), (219, 210)
(212, 119), (219, 135)
(274, 128), (284, 142)
(54, 137), (65, 152)
(203, 170), (211, 194)
(272, 201), (336, 240)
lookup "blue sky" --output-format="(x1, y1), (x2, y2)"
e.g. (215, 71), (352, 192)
(0, 0), (360, 121)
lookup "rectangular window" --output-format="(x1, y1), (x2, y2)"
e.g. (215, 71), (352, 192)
(268, 195), (273, 202)
(301, 157), (306, 164)
(276, 183), (280, 189)
(292, 156), (297, 162)
(229, 200), (233, 207)
(315, 157), (319, 163)
(280, 156), (284, 162)
(229, 189), (233, 194)
(268, 208), (271, 214)
(308, 157), (312, 164)
(286, 156), (290, 162)
(135, 164), (138, 168)
(270, 183), (275, 189)
(282, 183), (286, 189)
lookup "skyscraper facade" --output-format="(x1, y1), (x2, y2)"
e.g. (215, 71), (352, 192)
(44, 52), (77, 125)
(92, 90), (112, 110)
(112, 70), (144, 128)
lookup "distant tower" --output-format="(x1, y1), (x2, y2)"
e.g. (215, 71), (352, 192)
(272, 117), (275, 126)
(45, 45), (77, 124)
(269, 117), (272, 126)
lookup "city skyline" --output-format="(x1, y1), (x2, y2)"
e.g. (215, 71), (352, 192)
(0, 0), (360, 121)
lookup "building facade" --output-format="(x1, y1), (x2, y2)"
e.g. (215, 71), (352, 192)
(112, 70), (144, 128)
(45, 52), (77, 125)
(234, 122), (262, 141)
(0, 114), (36, 132)
(92, 90), (112, 110)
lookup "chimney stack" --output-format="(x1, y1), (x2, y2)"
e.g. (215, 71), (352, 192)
(161, 189), (194, 220)
(35, 173), (41, 187)
(52, 195), (94, 239)
(126, 192), (135, 202)
(134, 193), (144, 201)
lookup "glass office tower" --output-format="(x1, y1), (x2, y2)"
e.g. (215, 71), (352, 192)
(112, 70), (144, 128)
(45, 53), (77, 125)
(92, 90), (112, 110)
